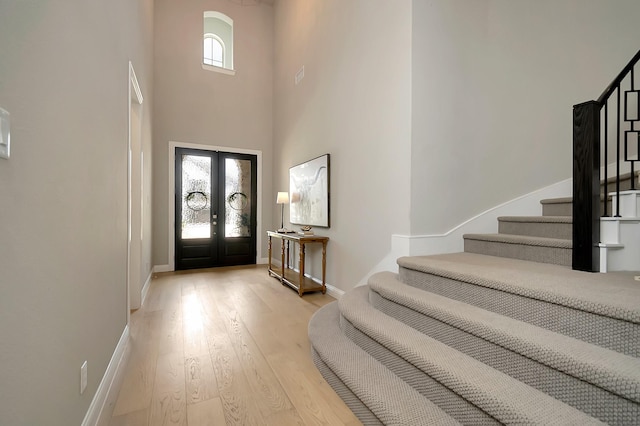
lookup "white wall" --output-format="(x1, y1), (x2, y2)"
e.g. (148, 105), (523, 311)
(153, 0), (274, 267)
(411, 0), (640, 235)
(0, 0), (154, 424)
(273, 0), (413, 292)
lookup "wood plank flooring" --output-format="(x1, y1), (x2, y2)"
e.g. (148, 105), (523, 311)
(106, 265), (361, 426)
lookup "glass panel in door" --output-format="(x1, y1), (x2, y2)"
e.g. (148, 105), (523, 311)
(181, 155), (212, 239)
(218, 153), (257, 266)
(175, 149), (218, 270)
(224, 158), (252, 238)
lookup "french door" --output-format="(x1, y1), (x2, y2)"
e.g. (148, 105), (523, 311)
(175, 148), (257, 270)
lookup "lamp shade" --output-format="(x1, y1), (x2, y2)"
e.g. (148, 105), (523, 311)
(276, 192), (289, 204)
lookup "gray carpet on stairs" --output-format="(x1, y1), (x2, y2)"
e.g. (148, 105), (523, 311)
(368, 271), (640, 424)
(308, 195), (640, 425)
(497, 215), (572, 239)
(337, 286), (606, 425)
(541, 197), (573, 216)
(309, 302), (461, 425)
(463, 233), (572, 266)
(398, 253), (640, 356)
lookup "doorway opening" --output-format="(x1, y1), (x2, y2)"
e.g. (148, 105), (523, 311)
(174, 148), (257, 270)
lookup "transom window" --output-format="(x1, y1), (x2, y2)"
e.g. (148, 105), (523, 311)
(203, 11), (233, 73)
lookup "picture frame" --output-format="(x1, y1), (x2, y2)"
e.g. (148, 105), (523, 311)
(289, 154), (330, 227)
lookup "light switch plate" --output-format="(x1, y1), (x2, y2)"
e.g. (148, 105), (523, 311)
(0, 107), (10, 159)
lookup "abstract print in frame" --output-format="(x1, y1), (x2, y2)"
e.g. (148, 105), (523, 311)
(289, 154), (330, 227)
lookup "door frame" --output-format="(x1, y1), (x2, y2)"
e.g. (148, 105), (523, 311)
(128, 62), (144, 321)
(168, 141), (263, 272)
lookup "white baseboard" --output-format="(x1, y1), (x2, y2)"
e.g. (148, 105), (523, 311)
(82, 326), (131, 426)
(155, 260), (271, 270)
(282, 266), (344, 299)
(325, 283), (345, 299)
(141, 271), (152, 306)
(153, 264), (171, 273)
(357, 178), (572, 287)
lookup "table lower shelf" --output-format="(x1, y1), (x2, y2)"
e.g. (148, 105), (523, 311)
(269, 266), (326, 296)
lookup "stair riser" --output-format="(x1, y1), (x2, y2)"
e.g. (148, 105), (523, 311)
(464, 238), (571, 266)
(310, 302), (462, 425)
(498, 221), (572, 240)
(602, 173), (639, 195)
(370, 291), (638, 425)
(339, 316), (500, 425)
(398, 267), (639, 357)
(310, 349), (383, 426)
(543, 202), (572, 216)
(542, 198), (627, 217)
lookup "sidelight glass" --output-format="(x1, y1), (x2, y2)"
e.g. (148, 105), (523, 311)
(225, 158), (252, 237)
(181, 155), (212, 239)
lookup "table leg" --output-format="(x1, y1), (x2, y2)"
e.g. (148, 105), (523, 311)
(280, 238), (285, 284)
(267, 235), (272, 276)
(285, 240), (290, 269)
(321, 241), (327, 294)
(299, 242), (305, 296)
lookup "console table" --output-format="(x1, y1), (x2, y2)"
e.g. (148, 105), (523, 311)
(267, 231), (329, 296)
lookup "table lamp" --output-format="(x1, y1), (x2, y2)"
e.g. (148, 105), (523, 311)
(276, 191), (289, 232)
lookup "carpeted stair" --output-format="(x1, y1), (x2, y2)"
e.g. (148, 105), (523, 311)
(309, 197), (640, 425)
(463, 195), (573, 266)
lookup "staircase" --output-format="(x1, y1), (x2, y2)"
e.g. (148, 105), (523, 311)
(309, 196), (640, 425)
(599, 172), (640, 272)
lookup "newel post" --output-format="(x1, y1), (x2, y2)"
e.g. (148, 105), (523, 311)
(572, 101), (601, 272)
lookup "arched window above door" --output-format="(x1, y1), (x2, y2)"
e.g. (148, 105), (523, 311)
(203, 11), (234, 75)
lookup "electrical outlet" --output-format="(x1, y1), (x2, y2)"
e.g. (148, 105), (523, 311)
(80, 361), (88, 394)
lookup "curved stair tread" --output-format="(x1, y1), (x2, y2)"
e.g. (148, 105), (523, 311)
(397, 252), (640, 323)
(339, 288), (605, 425)
(369, 271), (640, 402)
(308, 302), (461, 426)
(463, 233), (572, 248)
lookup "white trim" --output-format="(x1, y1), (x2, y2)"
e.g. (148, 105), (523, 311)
(141, 271), (152, 306)
(202, 63), (236, 75)
(153, 264), (171, 273)
(168, 141), (263, 272)
(357, 178), (573, 286)
(324, 283), (344, 299)
(129, 64), (143, 105)
(204, 11), (233, 26)
(128, 61), (144, 316)
(82, 326), (131, 426)
(257, 257), (269, 265)
(283, 266), (344, 299)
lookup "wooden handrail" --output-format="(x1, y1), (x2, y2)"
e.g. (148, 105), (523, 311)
(597, 49), (640, 104)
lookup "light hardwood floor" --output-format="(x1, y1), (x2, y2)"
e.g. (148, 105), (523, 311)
(106, 265), (361, 426)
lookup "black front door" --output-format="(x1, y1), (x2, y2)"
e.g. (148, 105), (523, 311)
(175, 148), (257, 270)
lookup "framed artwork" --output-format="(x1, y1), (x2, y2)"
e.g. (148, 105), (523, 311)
(289, 154), (330, 227)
